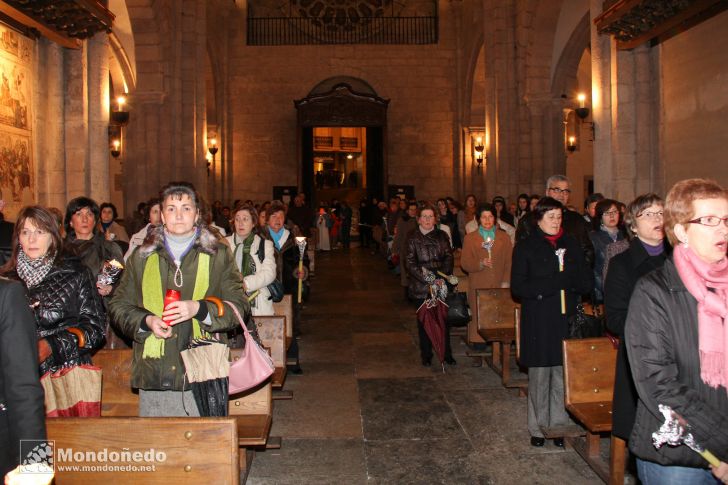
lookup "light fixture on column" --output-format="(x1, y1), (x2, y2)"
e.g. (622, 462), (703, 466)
(567, 136), (577, 153)
(207, 136), (219, 176)
(110, 139), (121, 158)
(575, 93), (590, 120)
(473, 134), (485, 170)
(111, 95), (130, 126)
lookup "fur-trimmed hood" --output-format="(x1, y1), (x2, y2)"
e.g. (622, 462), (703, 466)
(137, 224), (220, 259)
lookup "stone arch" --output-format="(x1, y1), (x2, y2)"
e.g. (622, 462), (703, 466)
(309, 76), (379, 97)
(463, 32), (485, 127)
(551, 12), (590, 100)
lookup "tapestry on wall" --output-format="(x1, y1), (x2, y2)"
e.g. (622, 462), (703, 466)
(0, 24), (33, 218)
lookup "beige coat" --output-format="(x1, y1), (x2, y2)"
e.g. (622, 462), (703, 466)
(460, 228), (513, 338)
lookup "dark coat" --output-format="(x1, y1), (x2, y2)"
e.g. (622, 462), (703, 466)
(625, 258), (728, 466)
(604, 239), (667, 440)
(406, 228), (453, 300)
(511, 229), (592, 367)
(0, 279), (47, 477)
(0, 220), (12, 267)
(8, 257), (107, 375)
(516, 209), (595, 269)
(262, 227), (310, 300)
(64, 233), (124, 281)
(589, 229), (625, 302)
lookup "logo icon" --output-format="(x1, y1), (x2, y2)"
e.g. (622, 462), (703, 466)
(20, 440), (54, 473)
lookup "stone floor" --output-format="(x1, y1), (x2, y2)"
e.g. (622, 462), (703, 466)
(247, 248), (603, 484)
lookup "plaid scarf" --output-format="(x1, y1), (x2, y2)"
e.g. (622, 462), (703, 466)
(16, 248), (55, 288)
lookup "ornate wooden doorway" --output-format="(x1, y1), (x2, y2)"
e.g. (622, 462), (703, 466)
(295, 77), (389, 206)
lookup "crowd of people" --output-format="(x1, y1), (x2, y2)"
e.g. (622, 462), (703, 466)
(367, 175), (728, 484)
(1, 174), (727, 484)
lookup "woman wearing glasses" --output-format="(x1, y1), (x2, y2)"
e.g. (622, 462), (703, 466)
(625, 179), (728, 484)
(589, 198), (626, 304)
(604, 194), (669, 452)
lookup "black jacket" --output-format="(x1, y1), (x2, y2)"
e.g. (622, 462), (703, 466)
(626, 257), (728, 466)
(262, 227), (310, 300)
(9, 257), (106, 375)
(516, 209), (595, 269)
(511, 229), (592, 367)
(406, 228), (453, 300)
(0, 279), (47, 477)
(604, 238), (667, 440)
(589, 228), (625, 302)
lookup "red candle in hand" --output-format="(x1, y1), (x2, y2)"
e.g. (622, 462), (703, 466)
(163, 289), (181, 325)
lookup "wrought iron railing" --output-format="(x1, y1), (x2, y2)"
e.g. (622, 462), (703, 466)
(247, 16), (438, 45)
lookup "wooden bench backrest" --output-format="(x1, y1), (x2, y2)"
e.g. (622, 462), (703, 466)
(253, 315), (286, 368)
(95, 349), (272, 418)
(47, 417), (239, 484)
(475, 288), (520, 341)
(94, 349), (138, 417)
(514, 307), (521, 362)
(272, 294), (293, 339)
(563, 338), (617, 406)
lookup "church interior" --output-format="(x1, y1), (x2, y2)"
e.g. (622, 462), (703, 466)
(0, 0), (727, 484)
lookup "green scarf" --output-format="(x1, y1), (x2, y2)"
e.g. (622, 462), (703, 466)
(141, 251), (210, 359)
(236, 233), (256, 278)
(479, 226), (496, 243)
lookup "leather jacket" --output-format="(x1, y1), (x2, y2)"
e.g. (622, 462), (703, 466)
(405, 227), (453, 300)
(11, 257), (106, 375)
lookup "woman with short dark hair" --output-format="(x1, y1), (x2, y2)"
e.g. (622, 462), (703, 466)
(589, 198), (626, 303)
(98, 202), (129, 243)
(109, 182), (249, 417)
(626, 179), (728, 483)
(511, 197), (591, 448)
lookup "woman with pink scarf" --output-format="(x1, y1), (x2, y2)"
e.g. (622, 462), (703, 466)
(626, 178), (728, 484)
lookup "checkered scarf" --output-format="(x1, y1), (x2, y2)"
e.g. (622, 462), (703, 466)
(16, 248), (55, 288)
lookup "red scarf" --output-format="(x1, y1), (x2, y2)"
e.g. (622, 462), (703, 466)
(543, 227), (564, 248)
(673, 243), (728, 392)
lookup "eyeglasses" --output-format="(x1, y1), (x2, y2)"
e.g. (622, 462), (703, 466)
(638, 211), (663, 220)
(687, 216), (728, 227)
(548, 187), (571, 195)
(603, 210), (619, 216)
(20, 229), (48, 238)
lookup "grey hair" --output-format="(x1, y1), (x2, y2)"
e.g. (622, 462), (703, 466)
(624, 193), (663, 238)
(545, 175), (570, 192)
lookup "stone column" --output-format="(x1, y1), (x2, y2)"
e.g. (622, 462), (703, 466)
(33, 39), (66, 209)
(63, 43), (90, 200)
(87, 34), (111, 204)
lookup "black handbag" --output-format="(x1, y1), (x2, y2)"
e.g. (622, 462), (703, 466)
(445, 291), (471, 327)
(568, 303), (605, 339)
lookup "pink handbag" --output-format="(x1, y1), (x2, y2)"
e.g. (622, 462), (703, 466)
(224, 301), (275, 394)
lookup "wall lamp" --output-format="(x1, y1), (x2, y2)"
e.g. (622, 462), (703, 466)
(473, 135), (485, 170)
(110, 139), (121, 158)
(575, 93), (589, 120)
(567, 136), (577, 153)
(111, 95), (129, 126)
(207, 136), (219, 176)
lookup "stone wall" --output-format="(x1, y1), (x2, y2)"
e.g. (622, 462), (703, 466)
(658, 9), (728, 189)
(216, 2), (461, 203)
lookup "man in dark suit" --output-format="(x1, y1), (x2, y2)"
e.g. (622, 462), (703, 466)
(0, 279), (48, 480)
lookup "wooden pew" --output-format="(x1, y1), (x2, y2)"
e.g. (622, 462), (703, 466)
(475, 288), (527, 394)
(563, 337), (618, 483)
(93, 349), (273, 479)
(272, 294), (294, 351)
(254, 315), (287, 390)
(47, 417), (239, 484)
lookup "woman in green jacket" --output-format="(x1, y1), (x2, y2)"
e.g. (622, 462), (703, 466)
(109, 182), (248, 416)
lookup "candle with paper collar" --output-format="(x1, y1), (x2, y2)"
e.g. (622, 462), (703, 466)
(295, 237), (307, 304)
(555, 249), (566, 314)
